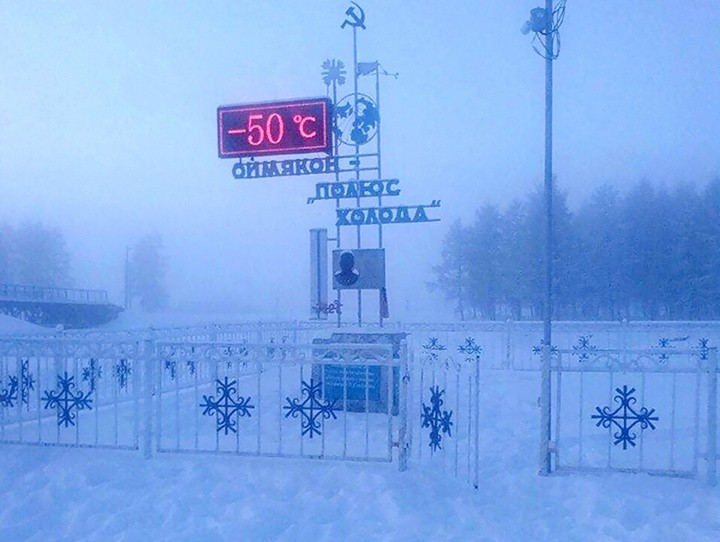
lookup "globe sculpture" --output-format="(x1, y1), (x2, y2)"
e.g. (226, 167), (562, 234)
(334, 93), (379, 146)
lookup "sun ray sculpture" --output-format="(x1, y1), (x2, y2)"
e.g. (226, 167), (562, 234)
(200, 377), (255, 435)
(421, 385), (453, 451)
(591, 385), (658, 449)
(42, 372), (93, 427)
(284, 379), (337, 438)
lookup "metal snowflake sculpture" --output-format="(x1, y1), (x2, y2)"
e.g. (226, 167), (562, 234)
(458, 337), (482, 359)
(591, 385), (658, 450)
(571, 335), (597, 362)
(422, 337), (446, 362)
(114, 359), (132, 389)
(42, 372), (93, 427)
(321, 59), (346, 87)
(200, 377), (255, 435)
(284, 379), (337, 438)
(0, 376), (18, 408)
(421, 386), (453, 451)
(82, 358), (103, 392)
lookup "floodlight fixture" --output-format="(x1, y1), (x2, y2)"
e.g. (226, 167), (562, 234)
(522, 7), (549, 35)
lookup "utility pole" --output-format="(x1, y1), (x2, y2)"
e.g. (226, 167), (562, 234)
(541, 0), (554, 478)
(522, 0), (566, 476)
(124, 246), (131, 310)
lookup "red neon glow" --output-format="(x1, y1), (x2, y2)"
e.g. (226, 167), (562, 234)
(293, 114), (318, 139)
(217, 98), (331, 158)
(266, 113), (284, 144)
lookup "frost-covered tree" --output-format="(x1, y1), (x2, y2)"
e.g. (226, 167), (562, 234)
(12, 223), (73, 287)
(431, 178), (720, 320)
(128, 234), (169, 311)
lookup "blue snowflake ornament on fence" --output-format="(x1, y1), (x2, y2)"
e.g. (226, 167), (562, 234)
(186, 360), (196, 376)
(533, 339), (558, 358)
(42, 372), (93, 427)
(20, 359), (35, 405)
(591, 385), (658, 449)
(200, 377), (254, 435)
(421, 386), (453, 451)
(422, 337), (446, 362)
(164, 360), (177, 380)
(284, 379), (337, 438)
(572, 335), (597, 362)
(0, 376), (18, 407)
(458, 337), (482, 359)
(82, 358), (103, 392)
(114, 359), (132, 389)
(696, 338), (710, 361)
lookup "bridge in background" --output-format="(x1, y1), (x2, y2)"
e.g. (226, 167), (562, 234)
(0, 284), (123, 329)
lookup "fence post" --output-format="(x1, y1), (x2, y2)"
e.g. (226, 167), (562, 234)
(473, 351), (481, 489)
(708, 348), (717, 486)
(397, 340), (410, 472)
(142, 337), (156, 459)
(504, 319), (513, 369)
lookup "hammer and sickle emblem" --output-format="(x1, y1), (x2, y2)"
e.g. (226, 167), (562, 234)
(341, 1), (366, 30)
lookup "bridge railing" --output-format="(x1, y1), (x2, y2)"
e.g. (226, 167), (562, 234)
(0, 284), (109, 305)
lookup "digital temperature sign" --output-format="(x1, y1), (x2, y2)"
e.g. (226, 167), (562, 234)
(217, 97), (332, 159)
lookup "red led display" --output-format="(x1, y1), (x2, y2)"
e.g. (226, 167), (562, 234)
(217, 97), (333, 158)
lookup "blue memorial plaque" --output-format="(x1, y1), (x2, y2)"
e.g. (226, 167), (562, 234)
(312, 333), (404, 415)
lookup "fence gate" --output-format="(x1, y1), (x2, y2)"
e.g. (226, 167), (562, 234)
(407, 335), (481, 488)
(152, 340), (408, 465)
(541, 346), (717, 485)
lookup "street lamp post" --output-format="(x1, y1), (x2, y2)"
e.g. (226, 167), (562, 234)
(523, 0), (566, 476)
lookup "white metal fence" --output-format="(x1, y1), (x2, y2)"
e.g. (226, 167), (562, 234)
(153, 340), (406, 464)
(2, 320), (718, 487)
(0, 338), (141, 450)
(541, 347), (718, 485)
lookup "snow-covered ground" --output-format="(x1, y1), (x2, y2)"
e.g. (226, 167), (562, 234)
(0, 369), (718, 541)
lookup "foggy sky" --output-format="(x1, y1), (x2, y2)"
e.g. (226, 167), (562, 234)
(0, 1), (718, 319)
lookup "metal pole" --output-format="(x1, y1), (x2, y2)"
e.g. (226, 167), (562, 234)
(539, 0), (554, 476)
(124, 246), (131, 309)
(352, 25), (362, 327)
(708, 348), (718, 486)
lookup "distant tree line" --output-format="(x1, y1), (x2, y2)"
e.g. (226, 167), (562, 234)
(430, 179), (720, 321)
(0, 222), (73, 287)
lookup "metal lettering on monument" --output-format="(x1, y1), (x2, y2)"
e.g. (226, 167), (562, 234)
(307, 179), (400, 203)
(335, 201), (441, 226)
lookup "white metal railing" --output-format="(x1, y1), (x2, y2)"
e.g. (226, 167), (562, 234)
(0, 337), (140, 450)
(0, 283), (109, 305)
